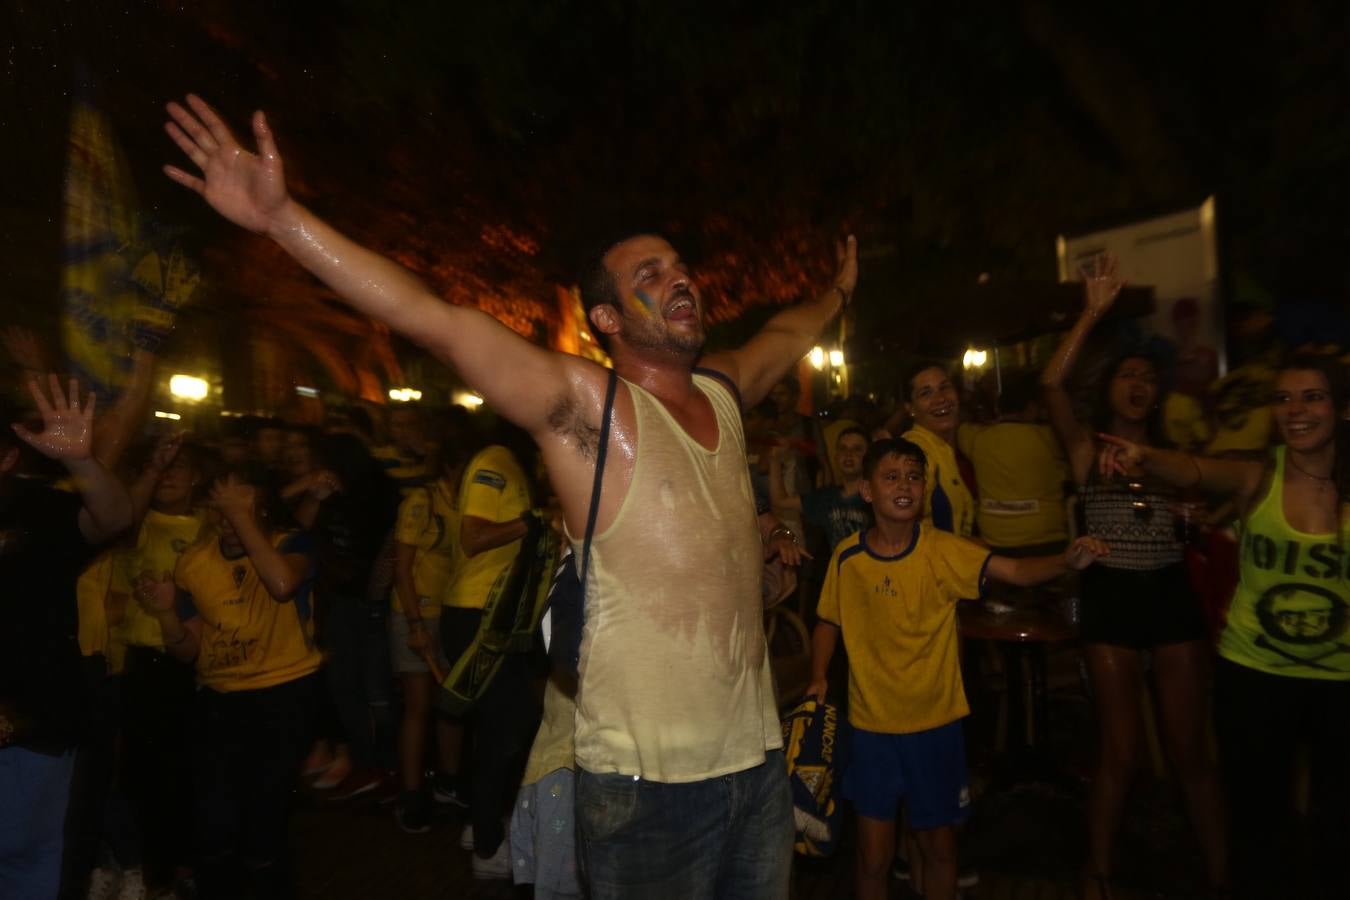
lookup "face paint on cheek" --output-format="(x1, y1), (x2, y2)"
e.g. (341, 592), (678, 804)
(629, 290), (658, 319)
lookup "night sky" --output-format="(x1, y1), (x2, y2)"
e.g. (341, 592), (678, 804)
(4, 0), (1348, 399)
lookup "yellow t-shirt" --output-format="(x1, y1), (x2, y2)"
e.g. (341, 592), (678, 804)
(77, 553), (117, 665)
(442, 445), (530, 611)
(392, 480), (460, 617)
(112, 509), (208, 650)
(958, 422), (1068, 549)
(1162, 391), (1213, 453)
(817, 525), (991, 733)
(175, 531), (320, 692)
(903, 424), (975, 537)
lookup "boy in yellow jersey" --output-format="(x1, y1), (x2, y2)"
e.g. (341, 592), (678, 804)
(807, 438), (1107, 900)
(135, 469), (318, 900)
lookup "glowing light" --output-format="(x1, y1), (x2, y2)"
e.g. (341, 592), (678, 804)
(828, 349), (845, 368)
(453, 391), (484, 410)
(388, 387), (423, 402)
(962, 348), (989, 370)
(295, 386), (319, 398)
(169, 374), (208, 401)
(808, 346), (825, 370)
(154, 410), (182, 421)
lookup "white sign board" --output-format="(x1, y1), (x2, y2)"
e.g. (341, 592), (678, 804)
(1056, 196), (1224, 387)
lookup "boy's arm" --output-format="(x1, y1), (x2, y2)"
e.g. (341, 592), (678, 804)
(805, 620), (840, 702)
(983, 536), (1109, 588)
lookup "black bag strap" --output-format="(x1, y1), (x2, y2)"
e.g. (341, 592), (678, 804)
(579, 369), (619, 589)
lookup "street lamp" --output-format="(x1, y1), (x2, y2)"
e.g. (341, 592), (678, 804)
(169, 374), (208, 401)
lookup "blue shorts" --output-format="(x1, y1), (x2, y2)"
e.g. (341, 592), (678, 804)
(842, 720), (971, 829)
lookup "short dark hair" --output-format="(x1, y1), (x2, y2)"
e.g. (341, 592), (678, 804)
(577, 228), (664, 353)
(903, 361), (952, 401)
(862, 437), (927, 479)
(836, 426), (870, 447)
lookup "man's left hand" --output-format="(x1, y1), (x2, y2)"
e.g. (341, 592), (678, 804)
(832, 234), (858, 305)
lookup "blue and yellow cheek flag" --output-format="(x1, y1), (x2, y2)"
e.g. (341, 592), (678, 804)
(61, 94), (200, 396)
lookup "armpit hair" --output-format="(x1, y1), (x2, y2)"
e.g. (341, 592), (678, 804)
(547, 394), (601, 462)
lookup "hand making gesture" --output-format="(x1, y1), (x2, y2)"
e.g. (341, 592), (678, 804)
(211, 474), (257, 525)
(163, 95), (290, 234)
(12, 375), (96, 462)
(1095, 432), (1147, 478)
(1064, 536), (1111, 570)
(1079, 252), (1125, 317)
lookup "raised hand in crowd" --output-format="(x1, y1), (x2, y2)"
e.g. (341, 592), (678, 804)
(164, 95), (291, 235)
(12, 375), (132, 543)
(12, 375), (96, 462)
(1078, 252), (1126, 318)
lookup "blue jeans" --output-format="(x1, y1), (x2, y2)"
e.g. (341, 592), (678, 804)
(0, 747), (76, 900)
(576, 750), (792, 900)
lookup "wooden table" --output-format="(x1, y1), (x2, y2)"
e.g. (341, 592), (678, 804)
(959, 599), (1077, 752)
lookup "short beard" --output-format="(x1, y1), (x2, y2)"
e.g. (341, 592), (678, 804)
(620, 313), (705, 364)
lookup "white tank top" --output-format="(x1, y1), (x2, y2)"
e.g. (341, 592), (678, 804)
(573, 372), (782, 782)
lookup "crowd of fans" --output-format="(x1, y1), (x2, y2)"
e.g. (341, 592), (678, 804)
(2, 278), (1345, 900)
(1, 85), (1346, 900)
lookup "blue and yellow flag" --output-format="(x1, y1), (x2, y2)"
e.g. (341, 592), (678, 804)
(61, 94), (199, 395)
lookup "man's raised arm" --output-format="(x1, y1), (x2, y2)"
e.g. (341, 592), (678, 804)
(702, 235), (857, 409)
(162, 95), (573, 432)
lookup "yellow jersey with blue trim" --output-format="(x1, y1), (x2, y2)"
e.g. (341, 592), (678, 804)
(817, 525), (990, 733)
(174, 531), (319, 692)
(442, 445), (530, 610)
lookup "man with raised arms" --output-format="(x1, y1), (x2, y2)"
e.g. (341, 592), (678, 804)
(163, 95), (856, 898)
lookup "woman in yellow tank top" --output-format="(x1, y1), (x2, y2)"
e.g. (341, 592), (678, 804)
(1100, 354), (1349, 899)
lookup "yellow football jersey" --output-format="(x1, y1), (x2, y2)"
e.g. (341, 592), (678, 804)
(175, 531), (320, 692)
(817, 525), (990, 734)
(442, 446), (530, 611)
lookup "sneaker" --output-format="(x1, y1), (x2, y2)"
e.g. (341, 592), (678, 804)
(431, 774), (469, 809)
(891, 856), (912, 882)
(328, 768), (386, 801)
(301, 744), (334, 777)
(312, 753), (352, 790)
(116, 868), (147, 900)
(87, 867), (121, 900)
(459, 822), (475, 851)
(958, 865), (980, 889)
(394, 796), (432, 834)
(470, 840), (511, 880)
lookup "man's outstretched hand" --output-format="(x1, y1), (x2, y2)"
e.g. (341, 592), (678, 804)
(833, 234), (858, 305)
(164, 94), (291, 235)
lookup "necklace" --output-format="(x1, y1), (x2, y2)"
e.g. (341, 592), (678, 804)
(1287, 454), (1333, 488)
